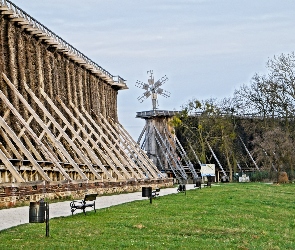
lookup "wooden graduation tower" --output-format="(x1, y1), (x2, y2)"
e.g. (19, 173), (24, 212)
(0, 1), (167, 190)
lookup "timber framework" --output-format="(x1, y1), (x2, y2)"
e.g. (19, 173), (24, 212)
(0, 0), (166, 197)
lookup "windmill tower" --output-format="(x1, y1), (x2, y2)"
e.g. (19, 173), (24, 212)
(136, 71), (198, 183)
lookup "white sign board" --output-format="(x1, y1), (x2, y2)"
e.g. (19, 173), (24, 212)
(239, 174), (250, 182)
(200, 164), (215, 176)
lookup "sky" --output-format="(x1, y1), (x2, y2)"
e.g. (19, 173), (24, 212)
(9, 0), (295, 140)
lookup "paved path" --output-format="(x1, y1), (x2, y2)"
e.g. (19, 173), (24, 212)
(0, 184), (196, 231)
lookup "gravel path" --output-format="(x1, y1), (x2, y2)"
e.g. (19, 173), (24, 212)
(0, 184), (196, 231)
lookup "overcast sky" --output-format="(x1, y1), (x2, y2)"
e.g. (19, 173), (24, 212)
(10, 0), (295, 139)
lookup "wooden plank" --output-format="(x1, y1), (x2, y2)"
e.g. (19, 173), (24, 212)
(0, 116), (51, 181)
(0, 148), (25, 182)
(80, 107), (149, 179)
(91, 112), (150, 178)
(56, 124), (67, 141)
(2, 109), (11, 120)
(0, 87), (72, 182)
(38, 121), (52, 140)
(38, 91), (122, 181)
(0, 141), (12, 158)
(41, 134), (68, 163)
(107, 119), (159, 179)
(18, 115), (34, 138)
(93, 113), (155, 177)
(2, 73), (86, 181)
(75, 105), (144, 179)
(108, 116), (163, 178)
(48, 97), (123, 180)
(24, 84), (102, 181)
(0, 128), (22, 159)
(69, 102), (135, 180)
(22, 134), (43, 161)
(137, 124), (147, 145)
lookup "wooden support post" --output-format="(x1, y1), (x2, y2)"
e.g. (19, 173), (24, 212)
(0, 89), (72, 182)
(0, 148), (25, 182)
(101, 115), (162, 179)
(18, 115), (34, 138)
(79, 105), (144, 179)
(110, 117), (164, 178)
(0, 141), (12, 158)
(2, 73), (86, 181)
(0, 129), (22, 159)
(53, 96), (129, 180)
(22, 134), (43, 161)
(38, 88), (116, 181)
(24, 84), (103, 180)
(0, 116), (51, 181)
(70, 103), (137, 180)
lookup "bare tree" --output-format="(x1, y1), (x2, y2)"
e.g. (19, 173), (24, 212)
(252, 127), (295, 181)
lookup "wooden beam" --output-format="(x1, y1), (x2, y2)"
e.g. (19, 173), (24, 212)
(2, 109), (11, 120)
(69, 102), (136, 180)
(38, 121), (52, 140)
(76, 105), (144, 179)
(24, 84), (102, 181)
(0, 128), (22, 159)
(92, 112), (153, 178)
(22, 134), (43, 161)
(0, 88), (72, 182)
(41, 93), (124, 181)
(0, 148), (25, 182)
(18, 115), (34, 138)
(2, 73), (87, 181)
(94, 113), (160, 179)
(0, 141), (11, 158)
(0, 116), (51, 181)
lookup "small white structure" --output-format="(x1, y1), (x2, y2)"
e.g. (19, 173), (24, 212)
(239, 174), (250, 182)
(201, 164), (215, 182)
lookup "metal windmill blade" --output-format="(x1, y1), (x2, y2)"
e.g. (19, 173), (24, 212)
(135, 80), (149, 90)
(143, 90), (151, 98)
(158, 89), (171, 98)
(154, 75), (168, 89)
(135, 70), (171, 110)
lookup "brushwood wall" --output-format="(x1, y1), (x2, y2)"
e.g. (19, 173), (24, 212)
(0, 15), (118, 125)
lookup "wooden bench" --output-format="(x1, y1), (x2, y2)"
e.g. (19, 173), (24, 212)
(151, 188), (160, 198)
(70, 193), (98, 215)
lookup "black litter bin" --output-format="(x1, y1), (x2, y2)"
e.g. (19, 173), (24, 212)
(195, 180), (201, 189)
(178, 184), (186, 192)
(29, 200), (46, 223)
(142, 187), (152, 197)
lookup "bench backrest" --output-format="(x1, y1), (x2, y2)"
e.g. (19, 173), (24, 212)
(84, 193), (98, 201)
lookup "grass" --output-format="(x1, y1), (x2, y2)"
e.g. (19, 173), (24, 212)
(0, 183), (294, 250)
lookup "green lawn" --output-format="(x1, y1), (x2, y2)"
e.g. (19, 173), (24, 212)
(0, 183), (294, 250)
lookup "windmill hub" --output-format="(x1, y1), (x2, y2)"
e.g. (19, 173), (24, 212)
(136, 70), (171, 110)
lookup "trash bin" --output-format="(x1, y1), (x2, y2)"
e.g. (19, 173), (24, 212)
(29, 200), (46, 223)
(195, 180), (201, 189)
(178, 184), (186, 192)
(142, 187), (152, 197)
